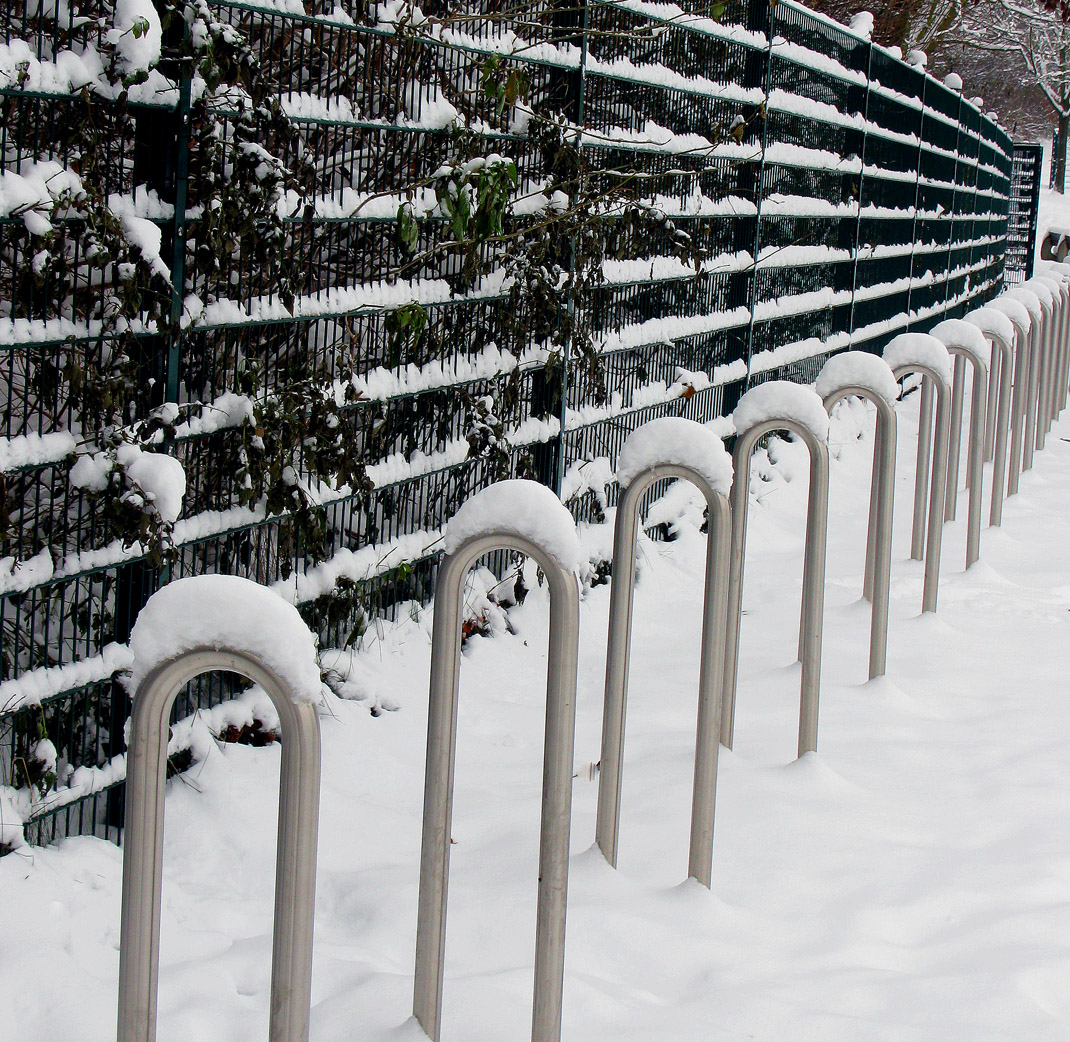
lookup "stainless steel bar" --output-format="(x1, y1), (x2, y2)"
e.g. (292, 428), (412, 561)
(964, 324), (1014, 528)
(1033, 292), (1052, 451)
(822, 387), (897, 679)
(720, 419), (829, 755)
(117, 650), (321, 1042)
(862, 425), (880, 603)
(413, 531), (581, 1042)
(1022, 303), (1044, 471)
(945, 353), (965, 521)
(891, 364), (951, 613)
(595, 463), (731, 888)
(1004, 313), (1031, 498)
(960, 355), (987, 567)
(910, 376), (933, 562)
(983, 340), (999, 462)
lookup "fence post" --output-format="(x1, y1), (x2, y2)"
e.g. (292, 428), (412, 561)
(944, 89), (963, 315)
(906, 72), (928, 325)
(848, 37), (874, 337)
(741, 0), (774, 388)
(107, 16), (191, 832)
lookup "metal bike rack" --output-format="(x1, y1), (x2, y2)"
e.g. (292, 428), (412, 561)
(595, 417), (732, 888)
(1031, 274), (1066, 441)
(1003, 285), (1045, 474)
(963, 307), (1015, 527)
(413, 480), (581, 1042)
(719, 381), (830, 756)
(1023, 279), (1056, 452)
(815, 352), (899, 680)
(1039, 267), (1070, 427)
(1045, 264), (1070, 423)
(117, 577), (323, 1042)
(1048, 264), (1070, 423)
(883, 333), (952, 614)
(930, 320), (989, 569)
(987, 297), (1032, 499)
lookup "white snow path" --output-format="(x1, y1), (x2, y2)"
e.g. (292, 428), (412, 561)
(3, 392), (1070, 1041)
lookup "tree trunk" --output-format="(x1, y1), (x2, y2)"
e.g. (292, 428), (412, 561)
(1057, 110), (1069, 193)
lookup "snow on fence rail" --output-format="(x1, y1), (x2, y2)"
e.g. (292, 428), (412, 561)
(0, 0), (1027, 845)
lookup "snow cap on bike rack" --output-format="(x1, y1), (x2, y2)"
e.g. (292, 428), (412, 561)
(987, 296), (1031, 336)
(1003, 286), (1045, 321)
(129, 574), (322, 703)
(815, 351), (900, 404)
(614, 416), (733, 494)
(929, 319), (991, 366)
(1036, 260), (1070, 281)
(443, 478), (584, 573)
(882, 332), (953, 384)
(732, 380), (829, 441)
(964, 306), (1014, 346)
(1032, 274), (1065, 298)
(1023, 279), (1056, 309)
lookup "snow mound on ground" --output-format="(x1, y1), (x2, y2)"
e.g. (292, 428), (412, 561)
(929, 319), (991, 366)
(815, 351), (899, 405)
(614, 417), (733, 495)
(883, 332), (952, 385)
(963, 307), (1014, 347)
(443, 478), (584, 574)
(988, 297), (1032, 336)
(732, 380), (829, 441)
(1003, 286), (1044, 322)
(129, 575), (322, 704)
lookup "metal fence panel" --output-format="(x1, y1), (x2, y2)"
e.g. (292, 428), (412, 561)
(1, 0), (1016, 845)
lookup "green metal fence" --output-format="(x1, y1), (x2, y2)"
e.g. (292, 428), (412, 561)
(1, 0), (1015, 847)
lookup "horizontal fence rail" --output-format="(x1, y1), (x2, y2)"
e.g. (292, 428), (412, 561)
(1, 0), (1020, 845)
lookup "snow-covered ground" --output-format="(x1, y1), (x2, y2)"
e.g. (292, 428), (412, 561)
(3, 387), (1070, 1042)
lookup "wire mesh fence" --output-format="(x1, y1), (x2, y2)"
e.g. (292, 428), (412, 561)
(1, 0), (1021, 846)
(1007, 142), (1042, 284)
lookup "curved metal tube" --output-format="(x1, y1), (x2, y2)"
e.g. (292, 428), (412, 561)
(720, 418), (829, 756)
(984, 342), (999, 462)
(982, 330), (1015, 528)
(595, 463), (731, 888)
(1021, 305), (1045, 472)
(944, 347), (988, 568)
(1062, 286), (1070, 419)
(117, 650), (322, 1042)
(1034, 295), (1053, 452)
(413, 532), (580, 1042)
(1049, 283), (1069, 431)
(1006, 319), (1032, 498)
(822, 387), (896, 679)
(944, 353), (965, 522)
(910, 377), (933, 561)
(1036, 286), (1058, 440)
(893, 364), (951, 613)
(1056, 285), (1069, 424)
